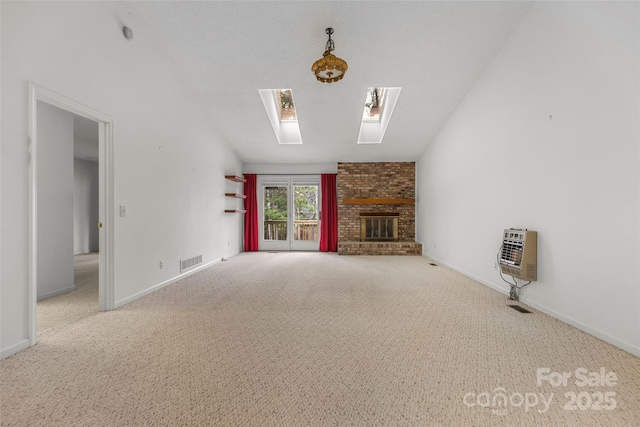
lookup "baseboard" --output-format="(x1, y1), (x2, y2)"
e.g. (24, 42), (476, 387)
(37, 285), (76, 301)
(115, 252), (239, 309)
(1, 339), (31, 360)
(422, 253), (640, 359)
(423, 253), (510, 297)
(518, 298), (640, 358)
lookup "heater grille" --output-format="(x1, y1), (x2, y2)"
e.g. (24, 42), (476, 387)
(180, 255), (202, 273)
(501, 241), (523, 267)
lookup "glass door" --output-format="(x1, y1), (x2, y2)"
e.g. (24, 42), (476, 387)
(262, 182), (290, 251)
(291, 183), (319, 251)
(259, 176), (320, 251)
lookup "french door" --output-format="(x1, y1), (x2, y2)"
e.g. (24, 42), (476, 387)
(258, 176), (320, 251)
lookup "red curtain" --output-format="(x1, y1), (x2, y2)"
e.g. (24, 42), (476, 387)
(320, 174), (338, 252)
(243, 174), (259, 251)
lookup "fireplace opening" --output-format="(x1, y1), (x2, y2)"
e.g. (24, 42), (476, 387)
(360, 213), (399, 241)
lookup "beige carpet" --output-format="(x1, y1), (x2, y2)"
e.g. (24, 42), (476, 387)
(1, 252), (639, 426)
(37, 252), (100, 333)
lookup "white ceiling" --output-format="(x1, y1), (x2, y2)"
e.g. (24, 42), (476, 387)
(73, 114), (99, 162)
(121, 1), (533, 165)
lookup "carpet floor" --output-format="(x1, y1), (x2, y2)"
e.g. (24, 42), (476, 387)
(1, 252), (639, 426)
(37, 252), (100, 333)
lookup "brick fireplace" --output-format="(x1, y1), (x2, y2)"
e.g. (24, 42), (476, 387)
(337, 162), (422, 255)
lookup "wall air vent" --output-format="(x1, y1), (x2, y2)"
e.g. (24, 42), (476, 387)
(180, 255), (203, 273)
(508, 305), (533, 313)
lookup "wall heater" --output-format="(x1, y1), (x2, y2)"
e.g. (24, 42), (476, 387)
(499, 229), (537, 281)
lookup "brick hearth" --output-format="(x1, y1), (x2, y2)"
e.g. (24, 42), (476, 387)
(338, 241), (423, 256)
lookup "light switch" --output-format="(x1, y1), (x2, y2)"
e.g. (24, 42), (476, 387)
(120, 205), (126, 217)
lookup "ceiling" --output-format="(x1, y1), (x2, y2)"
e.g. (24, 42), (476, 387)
(121, 1), (533, 165)
(73, 114), (99, 162)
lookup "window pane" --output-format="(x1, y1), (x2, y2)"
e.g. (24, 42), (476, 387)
(293, 185), (318, 241)
(275, 89), (297, 121)
(264, 186), (287, 241)
(363, 87), (384, 120)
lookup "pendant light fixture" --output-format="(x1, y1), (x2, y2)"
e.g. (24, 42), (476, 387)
(311, 28), (348, 83)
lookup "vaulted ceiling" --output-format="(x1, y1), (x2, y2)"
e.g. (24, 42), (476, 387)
(121, 1), (533, 164)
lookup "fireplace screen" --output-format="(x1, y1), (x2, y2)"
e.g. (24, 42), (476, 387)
(360, 213), (399, 241)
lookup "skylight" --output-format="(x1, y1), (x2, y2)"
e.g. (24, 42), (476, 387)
(275, 89), (297, 121)
(357, 87), (402, 144)
(259, 89), (302, 144)
(363, 87), (384, 121)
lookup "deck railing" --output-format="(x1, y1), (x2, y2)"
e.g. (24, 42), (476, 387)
(264, 220), (287, 241)
(294, 220), (318, 241)
(264, 220), (318, 241)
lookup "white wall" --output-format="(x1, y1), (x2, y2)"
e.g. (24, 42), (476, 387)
(417, 2), (640, 356)
(37, 102), (75, 300)
(74, 158), (99, 255)
(1, 2), (243, 358)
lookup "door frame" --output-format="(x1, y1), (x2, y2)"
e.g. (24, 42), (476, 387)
(27, 83), (115, 346)
(258, 175), (320, 251)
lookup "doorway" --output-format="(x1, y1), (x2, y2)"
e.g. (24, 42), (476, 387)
(259, 176), (320, 251)
(35, 107), (100, 333)
(28, 83), (115, 346)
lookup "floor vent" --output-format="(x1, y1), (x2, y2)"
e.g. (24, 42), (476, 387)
(180, 255), (202, 273)
(508, 305), (532, 313)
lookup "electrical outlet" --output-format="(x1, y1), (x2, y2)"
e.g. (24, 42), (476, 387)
(228, 240), (230, 246)
(494, 262), (498, 270)
(159, 260), (164, 269)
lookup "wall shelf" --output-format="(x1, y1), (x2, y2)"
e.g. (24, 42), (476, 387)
(225, 175), (246, 183)
(225, 193), (247, 199)
(225, 175), (246, 213)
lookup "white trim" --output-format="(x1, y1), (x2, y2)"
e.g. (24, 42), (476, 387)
(521, 298), (640, 358)
(0, 3), (3, 360)
(37, 285), (76, 301)
(1, 339), (31, 360)
(114, 254), (235, 308)
(258, 175), (320, 251)
(28, 83), (115, 349)
(422, 253), (640, 358)
(98, 121), (116, 311)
